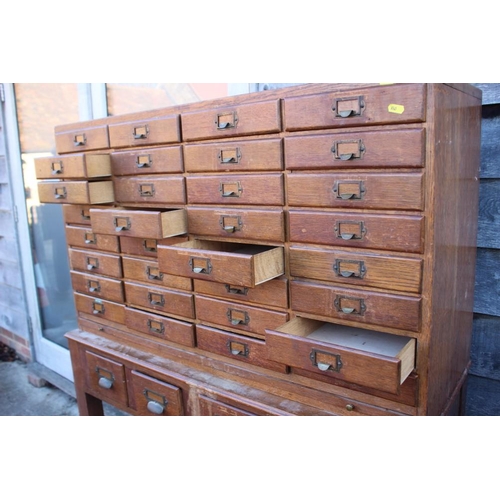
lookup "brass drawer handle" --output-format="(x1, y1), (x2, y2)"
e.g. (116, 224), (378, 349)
(114, 216), (131, 232)
(73, 133), (86, 146)
(189, 257), (212, 275)
(219, 215), (242, 233)
(139, 183), (155, 197)
(227, 340), (249, 357)
(148, 292), (165, 307)
(333, 181), (366, 200)
(225, 284), (248, 296)
(148, 319), (164, 335)
(331, 139), (365, 161)
(219, 181), (243, 198)
(332, 96), (365, 118)
(51, 161), (63, 175)
(136, 154), (152, 168)
(54, 187), (67, 199)
(146, 266), (163, 281)
(226, 308), (250, 326)
(92, 300), (105, 315)
(143, 389), (167, 415)
(133, 125), (149, 139)
(84, 232), (96, 244)
(87, 279), (101, 293)
(96, 367), (114, 389)
(310, 349), (343, 373)
(215, 111), (238, 130)
(86, 257), (99, 271)
(334, 296), (366, 315)
(218, 148), (241, 164)
(333, 259), (366, 279)
(335, 221), (366, 240)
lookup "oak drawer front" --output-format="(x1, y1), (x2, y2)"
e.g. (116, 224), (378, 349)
(287, 172), (424, 211)
(63, 205), (93, 226)
(290, 281), (421, 332)
(90, 208), (187, 240)
(183, 138), (283, 172)
(128, 370), (184, 416)
(198, 395), (257, 416)
(124, 281), (195, 319)
(157, 241), (285, 288)
(289, 210), (424, 253)
(284, 129), (425, 170)
(113, 175), (186, 205)
(111, 146), (183, 176)
(74, 292), (126, 324)
(124, 307), (195, 347)
(193, 277), (288, 309)
(121, 255), (192, 290)
(283, 83), (426, 131)
(265, 317), (416, 394)
(35, 154), (111, 180)
(85, 350), (128, 406)
(120, 235), (188, 257)
(55, 124), (109, 154)
(37, 180), (115, 205)
(196, 325), (288, 373)
(289, 247), (422, 293)
(108, 115), (180, 148)
(182, 100), (282, 141)
(195, 295), (288, 338)
(69, 248), (123, 279)
(187, 207), (285, 243)
(65, 225), (120, 253)
(70, 271), (124, 303)
(186, 173), (284, 205)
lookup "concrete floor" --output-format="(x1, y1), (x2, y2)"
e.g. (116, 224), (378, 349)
(0, 359), (128, 416)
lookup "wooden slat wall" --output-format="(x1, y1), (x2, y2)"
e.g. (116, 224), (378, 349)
(468, 83), (500, 415)
(0, 101), (30, 344)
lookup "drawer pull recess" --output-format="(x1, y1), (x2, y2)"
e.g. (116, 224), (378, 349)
(148, 292), (165, 306)
(219, 215), (243, 233)
(133, 125), (149, 139)
(215, 111), (238, 130)
(73, 133), (86, 146)
(51, 161), (63, 174)
(143, 389), (167, 415)
(310, 349), (343, 373)
(54, 187), (67, 199)
(334, 296), (366, 315)
(86, 257), (99, 271)
(136, 154), (152, 168)
(218, 148), (241, 164)
(139, 183), (155, 197)
(143, 239), (157, 252)
(96, 367), (114, 389)
(227, 340), (249, 357)
(92, 300), (105, 315)
(333, 259), (366, 279)
(331, 139), (365, 161)
(148, 319), (164, 335)
(146, 266), (163, 281)
(333, 180), (366, 200)
(227, 308), (250, 326)
(335, 221), (366, 240)
(84, 232), (96, 244)
(332, 96), (365, 118)
(87, 280), (101, 293)
(114, 216), (131, 232)
(189, 257), (212, 275)
(81, 209), (91, 221)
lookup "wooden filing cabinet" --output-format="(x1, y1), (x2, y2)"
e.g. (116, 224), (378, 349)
(37, 83), (482, 416)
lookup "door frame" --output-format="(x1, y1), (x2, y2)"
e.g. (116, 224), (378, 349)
(3, 83), (107, 381)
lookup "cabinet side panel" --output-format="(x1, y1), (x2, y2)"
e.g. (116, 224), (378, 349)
(426, 84), (482, 415)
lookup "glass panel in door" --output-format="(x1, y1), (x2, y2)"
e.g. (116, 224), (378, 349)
(14, 83), (80, 349)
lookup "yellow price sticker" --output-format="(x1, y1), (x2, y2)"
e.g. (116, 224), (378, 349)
(388, 104), (405, 114)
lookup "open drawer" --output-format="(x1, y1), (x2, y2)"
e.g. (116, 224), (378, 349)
(265, 317), (416, 394)
(157, 240), (284, 288)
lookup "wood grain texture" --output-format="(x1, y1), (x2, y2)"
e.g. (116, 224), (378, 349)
(55, 124), (109, 154)
(70, 271), (124, 303)
(74, 292), (125, 324)
(68, 248), (123, 279)
(65, 225), (120, 253)
(111, 146), (183, 176)
(113, 175), (186, 205)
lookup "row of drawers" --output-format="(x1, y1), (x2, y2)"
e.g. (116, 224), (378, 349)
(40, 127), (425, 178)
(55, 84), (427, 153)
